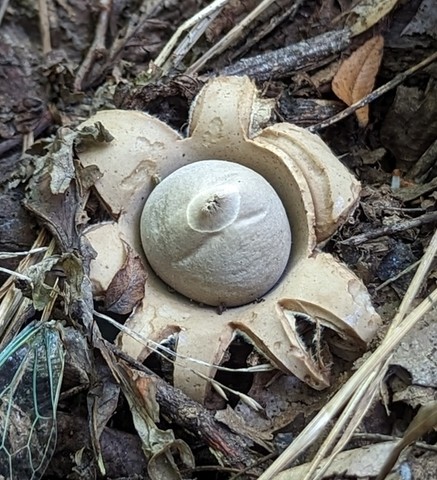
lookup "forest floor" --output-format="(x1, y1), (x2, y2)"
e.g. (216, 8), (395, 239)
(0, 1), (436, 479)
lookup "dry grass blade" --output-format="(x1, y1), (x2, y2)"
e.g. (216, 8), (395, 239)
(387, 226), (437, 331)
(94, 310), (272, 373)
(151, 0), (230, 71)
(0, 0), (10, 26)
(0, 247), (48, 260)
(259, 229), (437, 479)
(304, 358), (390, 480)
(0, 231), (54, 347)
(186, 0), (279, 75)
(0, 231), (49, 299)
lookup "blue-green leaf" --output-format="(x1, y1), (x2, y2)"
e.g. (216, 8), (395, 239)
(0, 322), (65, 480)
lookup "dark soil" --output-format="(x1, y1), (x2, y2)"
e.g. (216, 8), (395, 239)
(0, 0), (436, 479)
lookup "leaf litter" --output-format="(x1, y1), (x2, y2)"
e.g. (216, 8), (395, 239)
(0, 0), (436, 479)
(332, 35), (384, 127)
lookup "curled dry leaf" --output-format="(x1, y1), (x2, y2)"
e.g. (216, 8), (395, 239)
(346, 0), (400, 37)
(23, 124), (111, 251)
(78, 76), (381, 403)
(104, 243), (147, 315)
(332, 35), (384, 127)
(118, 365), (195, 480)
(274, 441), (401, 479)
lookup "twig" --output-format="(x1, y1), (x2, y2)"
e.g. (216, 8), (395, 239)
(339, 211), (437, 246)
(91, 0), (173, 88)
(187, 0), (282, 76)
(74, 0), (112, 91)
(229, 0), (306, 61)
(218, 29), (350, 80)
(375, 260), (420, 292)
(309, 50), (437, 132)
(104, 340), (263, 473)
(353, 433), (437, 453)
(38, 0), (52, 54)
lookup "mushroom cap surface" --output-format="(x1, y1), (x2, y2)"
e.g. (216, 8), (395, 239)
(140, 160), (292, 307)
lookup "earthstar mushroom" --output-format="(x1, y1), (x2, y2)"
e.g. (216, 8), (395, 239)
(79, 76), (381, 403)
(140, 159), (292, 307)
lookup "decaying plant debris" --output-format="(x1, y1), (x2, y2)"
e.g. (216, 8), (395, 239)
(0, 0), (436, 479)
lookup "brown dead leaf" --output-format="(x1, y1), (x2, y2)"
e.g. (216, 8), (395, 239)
(87, 354), (120, 475)
(104, 243), (147, 314)
(116, 364), (195, 480)
(332, 35), (384, 127)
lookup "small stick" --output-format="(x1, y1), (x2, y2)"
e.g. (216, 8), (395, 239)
(339, 211), (437, 246)
(38, 0), (51, 54)
(309, 50), (437, 132)
(74, 0), (111, 91)
(218, 29), (350, 80)
(375, 260), (420, 292)
(229, 0), (306, 61)
(104, 341), (263, 473)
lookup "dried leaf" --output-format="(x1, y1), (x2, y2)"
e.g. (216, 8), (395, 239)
(75, 121), (114, 148)
(46, 123), (112, 195)
(401, 0), (437, 40)
(62, 327), (92, 389)
(148, 440), (195, 480)
(24, 123), (111, 251)
(87, 355), (120, 476)
(380, 83), (437, 165)
(76, 163), (103, 194)
(114, 364), (194, 480)
(104, 244), (147, 314)
(47, 128), (77, 194)
(23, 256), (60, 310)
(332, 35), (384, 127)
(25, 172), (84, 251)
(346, 0), (400, 36)
(376, 401), (437, 480)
